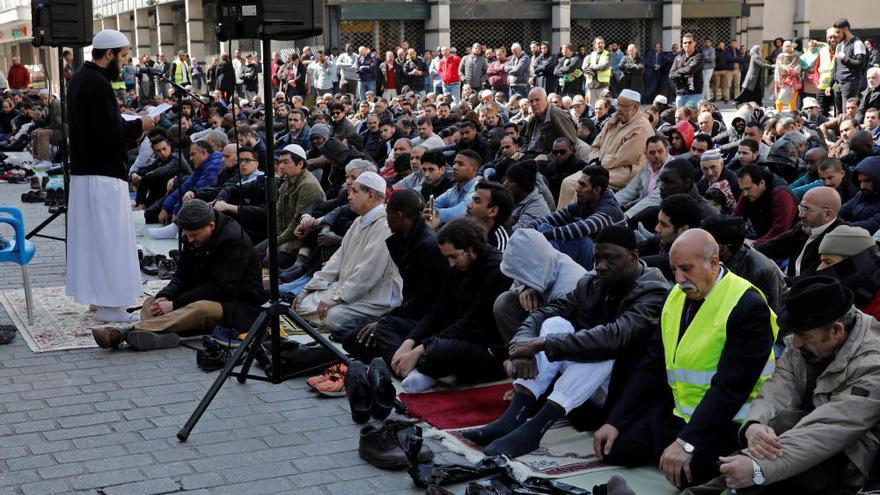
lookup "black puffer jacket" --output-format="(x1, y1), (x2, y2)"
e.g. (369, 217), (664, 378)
(157, 212), (265, 329)
(724, 245), (786, 312)
(513, 261), (670, 424)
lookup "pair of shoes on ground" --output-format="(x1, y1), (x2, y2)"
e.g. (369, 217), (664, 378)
(20, 189), (45, 203)
(359, 418), (434, 469)
(307, 363), (348, 396)
(140, 253), (166, 276)
(91, 327), (179, 351)
(0, 324), (16, 345)
(345, 358), (396, 424)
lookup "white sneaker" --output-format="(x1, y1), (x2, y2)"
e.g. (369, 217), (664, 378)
(147, 223), (178, 240)
(401, 369), (437, 393)
(94, 307), (140, 323)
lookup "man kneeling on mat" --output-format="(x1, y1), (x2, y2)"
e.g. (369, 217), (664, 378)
(462, 226), (670, 457)
(91, 199), (265, 350)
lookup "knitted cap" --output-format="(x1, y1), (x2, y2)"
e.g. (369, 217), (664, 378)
(818, 225), (876, 258)
(176, 199), (215, 230)
(595, 225), (637, 250)
(506, 161), (538, 192)
(310, 124), (330, 140)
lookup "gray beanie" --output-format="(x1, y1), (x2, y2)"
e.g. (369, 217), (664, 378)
(818, 225), (876, 257)
(176, 199), (215, 230)
(310, 124), (330, 140)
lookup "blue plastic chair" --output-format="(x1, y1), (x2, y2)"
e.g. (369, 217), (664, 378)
(0, 206), (35, 324)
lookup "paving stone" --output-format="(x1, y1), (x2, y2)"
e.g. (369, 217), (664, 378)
(101, 478), (180, 495)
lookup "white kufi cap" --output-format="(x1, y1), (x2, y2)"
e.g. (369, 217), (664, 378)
(282, 144), (307, 162)
(354, 171), (386, 194)
(618, 89), (641, 103)
(92, 29), (130, 49)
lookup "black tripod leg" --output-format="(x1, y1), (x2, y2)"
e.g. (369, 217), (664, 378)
(177, 311), (268, 442)
(285, 310), (351, 364)
(26, 209), (64, 240)
(236, 313), (273, 384)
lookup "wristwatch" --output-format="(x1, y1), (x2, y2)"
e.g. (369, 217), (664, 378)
(331, 293), (342, 303)
(751, 458), (765, 485)
(676, 438), (695, 454)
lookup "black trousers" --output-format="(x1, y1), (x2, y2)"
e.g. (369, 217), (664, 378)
(818, 89), (836, 118)
(135, 173), (170, 207)
(604, 403), (741, 489)
(340, 315), (508, 384)
(835, 80), (861, 115)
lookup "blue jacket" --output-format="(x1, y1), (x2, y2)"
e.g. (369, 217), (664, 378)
(162, 151), (224, 214)
(840, 156), (880, 233)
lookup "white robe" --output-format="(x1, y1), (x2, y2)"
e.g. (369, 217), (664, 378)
(65, 175), (142, 308)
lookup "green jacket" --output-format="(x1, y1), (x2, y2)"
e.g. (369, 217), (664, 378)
(276, 171), (325, 253)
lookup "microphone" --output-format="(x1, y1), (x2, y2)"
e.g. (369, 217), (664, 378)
(137, 67), (165, 77)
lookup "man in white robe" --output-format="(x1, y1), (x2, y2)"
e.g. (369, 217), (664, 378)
(293, 172), (402, 331)
(65, 29), (155, 322)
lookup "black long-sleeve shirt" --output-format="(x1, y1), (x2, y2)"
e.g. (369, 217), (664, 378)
(407, 249), (511, 345)
(607, 271), (775, 451)
(68, 61), (143, 181)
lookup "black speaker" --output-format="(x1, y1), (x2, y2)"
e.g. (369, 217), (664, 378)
(216, 0), (323, 41)
(31, 0), (93, 48)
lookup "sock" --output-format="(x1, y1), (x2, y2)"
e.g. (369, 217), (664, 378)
(401, 369), (437, 393)
(94, 307), (140, 323)
(461, 391), (536, 446)
(483, 401), (564, 458)
(606, 475), (636, 495)
(147, 223), (178, 240)
(279, 254), (308, 283)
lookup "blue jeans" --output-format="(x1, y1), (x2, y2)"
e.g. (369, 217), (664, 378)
(442, 82), (461, 103)
(357, 80), (376, 101)
(279, 274), (313, 298)
(675, 93), (702, 109)
(537, 223), (595, 270)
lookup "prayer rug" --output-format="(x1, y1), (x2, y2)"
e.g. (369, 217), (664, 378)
(0, 280), (166, 353)
(401, 383), (615, 479)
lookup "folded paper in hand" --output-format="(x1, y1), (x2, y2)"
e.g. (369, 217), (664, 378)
(121, 103), (172, 122)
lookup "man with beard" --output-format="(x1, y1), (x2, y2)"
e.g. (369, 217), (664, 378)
(131, 135), (191, 213)
(532, 41), (557, 94)
(278, 109), (311, 151)
(839, 155), (880, 233)
(818, 158), (859, 204)
(685, 277), (880, 495)
(624, 158), (717, 232)
(856, 67), (880, 122)
(543, 137), (586, 202)
(616, 135), (671, 211)
(735, 164), (798, 245)
(454, 120), (492, 164)
(640, 193), (702, 279)
(66, 30), (156, 324)
(463, 226), (670, 458)
(459, 43), (488, 93)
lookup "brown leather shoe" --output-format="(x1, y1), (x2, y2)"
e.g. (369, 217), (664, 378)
(92, 327), (123, 349)
(358, 420), (433, 469)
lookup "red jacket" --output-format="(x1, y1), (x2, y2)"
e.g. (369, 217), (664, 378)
(439, 55), (461, 85)
(8, 63), (29, 89)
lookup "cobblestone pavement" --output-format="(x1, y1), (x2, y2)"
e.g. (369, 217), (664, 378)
(0, 182), (459, 494)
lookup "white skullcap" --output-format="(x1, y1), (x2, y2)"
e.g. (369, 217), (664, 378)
(355, 171), (386, 194)
(92, 29), (130, 49)
(480, 89), (493, 99)
(802, 97), (819, 109)
(239, 98), (250, 106)
(281, 144), (307, 162)
(653, 94), (668, 105)
(618, 89), (641, 103)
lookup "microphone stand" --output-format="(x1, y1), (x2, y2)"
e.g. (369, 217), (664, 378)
(145, 70), (205, 251)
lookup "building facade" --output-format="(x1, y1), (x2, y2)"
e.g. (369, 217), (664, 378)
(1, 0), (879, 90)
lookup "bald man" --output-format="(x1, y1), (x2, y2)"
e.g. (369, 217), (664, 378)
(756, 186), (846, 277)
(593, 229), (776, 490)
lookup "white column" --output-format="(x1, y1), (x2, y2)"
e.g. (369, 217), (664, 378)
(185, 0), (206, 62)
(793, 0), (810, 46)
(156, 3), (175, 56)
(552, 0), (571, 49)
(662, 0), (682, 49)
(134, 8), (152, 59)
(744, 0), (764, 49)
(425, 0), (451, 50)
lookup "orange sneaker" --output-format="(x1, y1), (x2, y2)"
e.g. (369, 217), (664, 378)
(307, 363), (348, 391)
(313, 368), (347, 397)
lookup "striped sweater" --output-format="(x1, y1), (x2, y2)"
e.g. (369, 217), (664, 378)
(529, 190), (625, 241)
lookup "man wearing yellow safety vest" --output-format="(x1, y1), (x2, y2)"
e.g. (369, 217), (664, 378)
(582, 37), (611, 107)
(171, 50), (192, 88)
(816, 28), (839, 117)
(593, 229), (776, 489)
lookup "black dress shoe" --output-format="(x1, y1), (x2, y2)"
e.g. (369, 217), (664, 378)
(0, 324), (16, 345)
(125, 330), (180, 351)
(344, 360), (372, 424)
(358, 420), (433, 469)
(368, 357), (395, 420)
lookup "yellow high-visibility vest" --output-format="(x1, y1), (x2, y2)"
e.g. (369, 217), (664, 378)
(586, 50), (611, 85)
(661, 272), (777, 423)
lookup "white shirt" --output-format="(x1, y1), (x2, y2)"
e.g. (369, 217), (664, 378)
(795, 218), (836, 275)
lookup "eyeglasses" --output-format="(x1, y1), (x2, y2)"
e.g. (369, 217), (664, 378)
(798, 204), (828, 214)
(551, 149), (568, 155)
(240, 158), (258, 164)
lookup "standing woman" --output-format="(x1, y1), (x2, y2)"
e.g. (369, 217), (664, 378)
(736, 45), (774, 106)
(774, 40), (803, 111)
(215, 53), (235, 101)
(205, 57), (218, 94)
